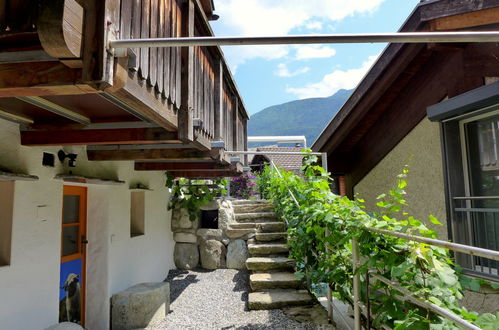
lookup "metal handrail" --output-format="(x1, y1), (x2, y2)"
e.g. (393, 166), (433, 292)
(352, 227), (499, 330)
(269, 160), (299, 208)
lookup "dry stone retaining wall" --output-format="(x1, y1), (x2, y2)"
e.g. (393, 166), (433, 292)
(172, 199), (250, 270)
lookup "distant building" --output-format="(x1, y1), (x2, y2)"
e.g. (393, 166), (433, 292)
(251, 147), (304, 173)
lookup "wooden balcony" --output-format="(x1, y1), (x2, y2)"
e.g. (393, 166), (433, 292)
(0, 0), (247, 177)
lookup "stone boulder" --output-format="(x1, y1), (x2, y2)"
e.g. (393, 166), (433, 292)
(218, 205), (234, 230)
(174, 231), (197, 243)
(226, 239), (249, 269)
(174, 243), (199, 270)
(111, 282), (170, 330)
(171, 208), (198, 231)
(197, 229), (223, 242)
(45, 323), (84, 330)
(200, 239), (226, 269)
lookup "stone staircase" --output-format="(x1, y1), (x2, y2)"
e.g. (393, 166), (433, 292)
(230, 200), (315, 310)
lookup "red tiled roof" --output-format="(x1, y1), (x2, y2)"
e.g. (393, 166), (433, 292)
(252, 147), (304, 170)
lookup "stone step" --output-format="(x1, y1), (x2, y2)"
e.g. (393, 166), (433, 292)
(250, 273), (303, 291)
(229, 223), (256, 229)
(231, 200), (270, 206)
(257, 222), (286, 233)
(248, 243), (289, 256)
(255, 232), (287, 242)
(246, 257), (295, 271)
(248, 290), (315, 310)
(235, 212), (278, 223)
(225, 228), (255, 239)
(233, 204), (274, 214)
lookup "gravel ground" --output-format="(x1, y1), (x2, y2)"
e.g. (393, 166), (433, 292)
(149, 269), (321, 330)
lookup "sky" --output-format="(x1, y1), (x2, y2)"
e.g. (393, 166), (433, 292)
(210, 0), (420, 115)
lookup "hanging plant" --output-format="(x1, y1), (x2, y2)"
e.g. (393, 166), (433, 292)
(165, 173), (227, 220)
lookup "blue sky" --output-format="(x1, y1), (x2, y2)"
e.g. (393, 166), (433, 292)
(210, 0), (420, 115)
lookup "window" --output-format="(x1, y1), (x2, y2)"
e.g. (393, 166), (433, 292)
(130, 191), (145, 237)
(452, 112), (499, 278)
(0, 181), (14, 266)
(428, 83), (499, 280)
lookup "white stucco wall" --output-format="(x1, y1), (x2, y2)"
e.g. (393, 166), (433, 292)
(0, 118), (175, 330)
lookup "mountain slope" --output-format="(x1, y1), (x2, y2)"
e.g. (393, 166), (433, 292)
(248, 89), (352, 147)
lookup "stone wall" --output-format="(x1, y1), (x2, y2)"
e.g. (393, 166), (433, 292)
(172, 199), (249, 270)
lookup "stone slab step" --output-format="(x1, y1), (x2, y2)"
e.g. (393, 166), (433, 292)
(250, 272), (303, 291)
(248, 243), (289, 255)
(246, 257), (295, 271)
(257, 222), (286, 233)
(255, 232), (287, 242)
(248, 290), (314, 310)
(231, 200), (270, 206)
(234, 204), (274, 214)
(229, 223), (256, 229)
(235, 212), (278, 223)
(225, 228), (255, 239)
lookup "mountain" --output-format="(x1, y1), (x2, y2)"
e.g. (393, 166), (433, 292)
(248, 89), (353, 147)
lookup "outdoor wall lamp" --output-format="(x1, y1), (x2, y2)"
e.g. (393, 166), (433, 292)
(58, 150), (77, 167)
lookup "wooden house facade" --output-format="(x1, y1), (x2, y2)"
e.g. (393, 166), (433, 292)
(0, 0), (247, 328)
(313, 0), (499, 313)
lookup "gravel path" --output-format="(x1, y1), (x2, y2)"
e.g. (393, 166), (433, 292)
(150, 269), (320, 330)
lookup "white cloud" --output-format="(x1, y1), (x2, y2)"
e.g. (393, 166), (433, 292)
(305, 21), (323, 30)
(275, 63), (310, 78)
(295, 45), (336, 60)
(286, 55), (379, 99)
(212, 0), (386, 67)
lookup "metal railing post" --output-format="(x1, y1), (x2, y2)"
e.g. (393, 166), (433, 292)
(352, 237), (361, 330)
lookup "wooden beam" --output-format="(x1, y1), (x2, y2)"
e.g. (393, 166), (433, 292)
(429, 7), (499, 31)
(38, 0), (84, 59)
(170, 170), (241, 178)
(0, 62), (97, 97)
(178, 0), (195, 142)
(21, 128), (179, 146)
(420, 0), (499, 22)
(0, 108), (34, 125)
(16, 96), (91, 124)
(135, 161), (224, 171)
(87, 148), (215, 161)
(107, 77), (177, 131)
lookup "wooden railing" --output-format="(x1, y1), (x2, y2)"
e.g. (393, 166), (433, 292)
(118, 0), (247, 150)
(119, 0), (182, 109)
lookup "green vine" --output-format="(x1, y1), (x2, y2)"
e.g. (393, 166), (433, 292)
(257, 152), (499, 329)
(166, 173), (227, 220)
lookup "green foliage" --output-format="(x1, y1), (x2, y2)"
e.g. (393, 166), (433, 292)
(258, 159), (491, 329)
(165, 173), (227, 220)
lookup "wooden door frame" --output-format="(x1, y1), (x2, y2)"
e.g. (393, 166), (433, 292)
(61, 185), (88, 325)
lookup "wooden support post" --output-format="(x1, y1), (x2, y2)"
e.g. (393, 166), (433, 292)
(214, 58), (224, 140)
(178, 0), (195, 142)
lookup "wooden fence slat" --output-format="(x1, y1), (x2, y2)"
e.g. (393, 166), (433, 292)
(175, 2), (182, 108)
(131, 0), (141, 72)
(170, 1), (177, 105)
(163, 0), (171, 99)
(148, 0), (158, 88)
(139, 0), (150, 81)
(157, 0), (165, 95)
